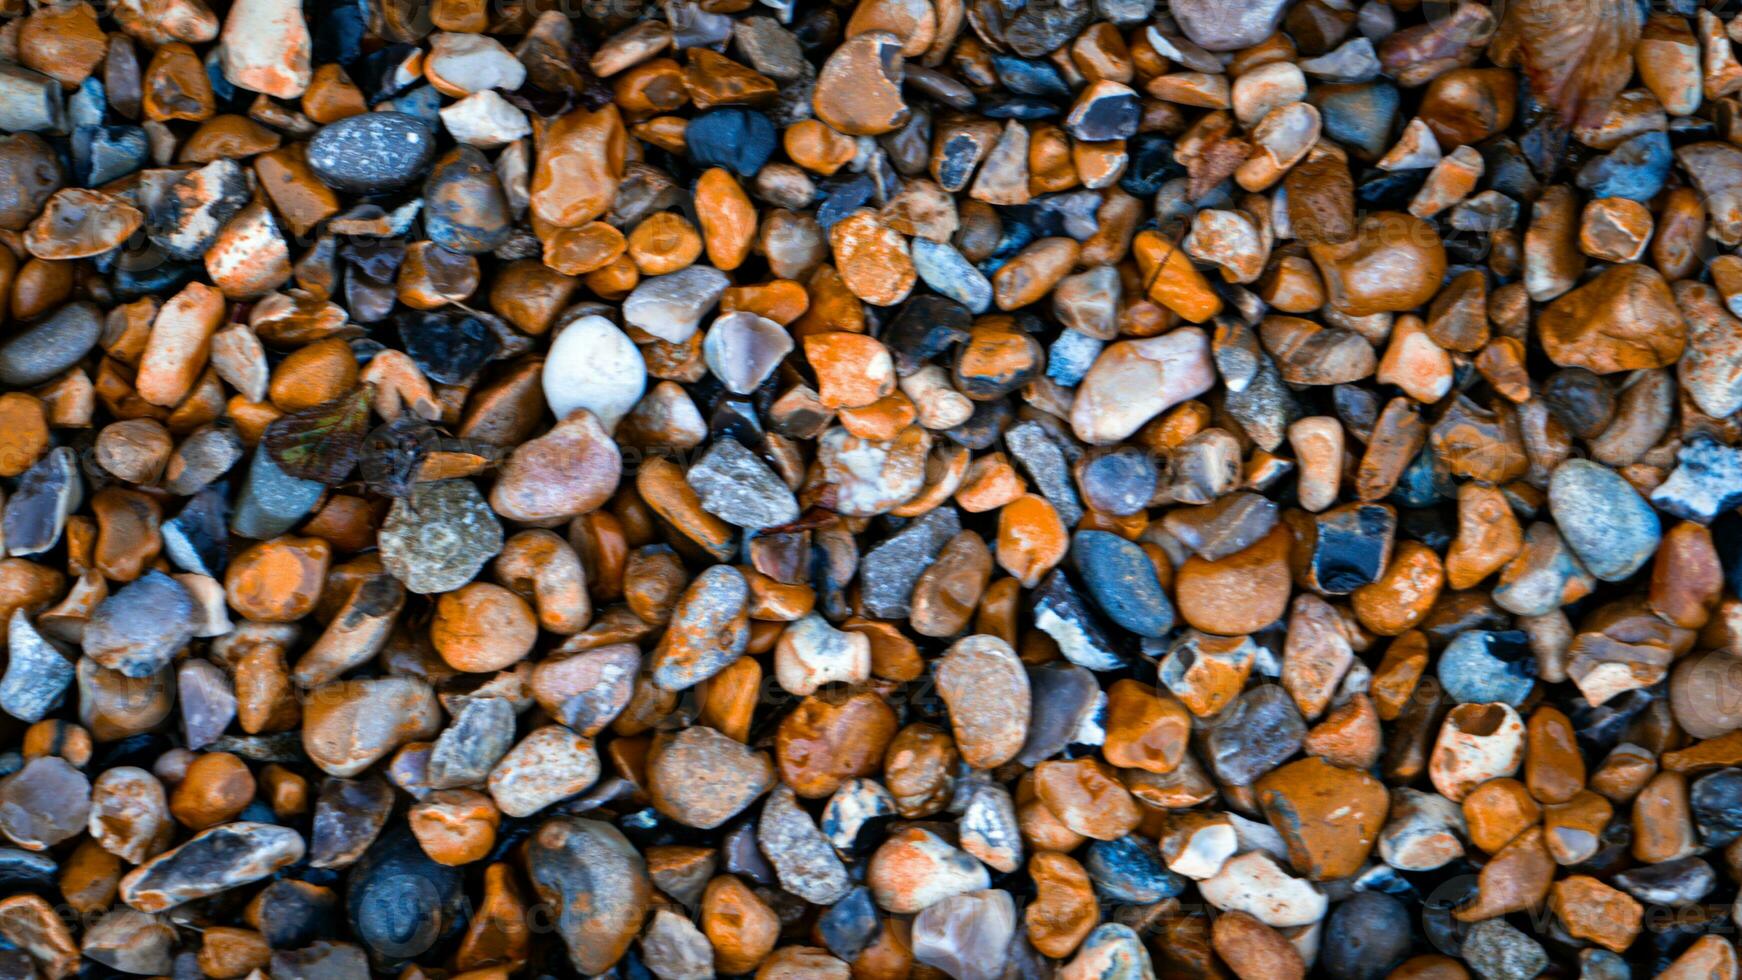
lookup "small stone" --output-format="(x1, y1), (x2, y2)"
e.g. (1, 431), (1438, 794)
(1071, 328), (1216, 444)
(868, 826), (991, 914)
(758, 783), (851, 904)
(703, 311), (793, 393)
(380, 479), (503, 593)
(1538, 263), (1686, 373)
(0, 302), (101, 387)
(911, 888), (1017, 980)
(775, 613), (870, 695)
(1459, 919), (1547, 980)
(1071, 530), (1174, 637)
(934, 635), (1030, 769)
(301, 677), (441, 778)
(0, 756), (89, 851)
(623, 265), (731, 343)
(219, 0), (311, 97)
(1549, 458), (1660, 581)
(648, 725), (774, 829)
(83, 571), (195, 678)
(119, 822), (304, 912)
(307, 112), (436, 194)
(686, 439), (799, 529)
(0, 611), (71, 724)
(487, 726), (599, 819)
(1197, 850), (1326, 927)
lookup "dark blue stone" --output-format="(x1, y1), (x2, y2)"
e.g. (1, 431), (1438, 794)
(1322, 891), (1412, 980)
(397, 309), (500, 385)
(991, 54), (1071, 97)
(1120, 133), (1185, 196)
(1480, 138), (1541, 200)
(0, 849), (57, 896)
(1032, 569), (1125, 670)
(818, 887), (880, 962)
(1077, 449), (1157, 517)
(935, 130), (989, 191)
(1313, 81), (1399, 159)
(257, 877), (342, 950)
(886, 295), (971, 374)
(375, 84), (443, 129)
(308, 111), (436, 193)
(1017, 662), (1102, 766)
(1390, 447), (1453, 507)
(1437, 630), (1535, 706)
(1692, 769), (1742, 847)
(309, 0), (367, 64)
(1065, 89), (1140, 141)
(110, 255), (200, 301)
(1714, 510), (1742, 598)
(1071, 530), (1174, 638)
(1577, 130), (1672, 202)
(1311, 503), (1396, 593)
(685, 108), (777, 178)
(816, 174), (876, 230)
(346, 828), (463, 968)
(1085, 837), (1183, 903)
(350, 44), (422, 104)
(1357, 168), (1429, 211)
(944, 398), (1011, 450)
(71, 124), (147, 186)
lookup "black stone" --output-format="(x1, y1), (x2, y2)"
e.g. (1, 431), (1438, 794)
(981, 96), (1063, 120)
(162, 485), (229, 577)
(397, 309), (500, 385)
(887, 295), (972, 375)
(71, 124), (148, 186)
(1322, 891), (1412, 980)
(1084, 836), (1183, 903)
(1003, 0), (1093, 56)
(348, 44), (421, 104)
(991, 55), (1071, 97)
(944, 397), (1011, 450)
(307, 111), (436, 193)
(1066, 88), (1140, 141)
(345, 828), (463, 967)
(1311, 503), (1397, 593)
(1542, 368), (1615, 438)
(1119, 133), (1185, 197)
(685, 108), (777, 178)
(256, 878), (342, 950)
(1017, 662), (1102, 766)
(815, 174), (876, 230)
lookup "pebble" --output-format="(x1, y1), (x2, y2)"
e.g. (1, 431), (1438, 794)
(119, 822), (304, 911)
(1549, 458), (1661, 581)
(687, 438), (800, 529)
(541, 315), (645, 432)
(307, 112), (436, 193)
(380, 479), (503, 593)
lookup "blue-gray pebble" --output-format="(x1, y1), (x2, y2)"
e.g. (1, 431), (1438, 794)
(1071, 531), (1174, 638)
(1549, 458), (1660, 581)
